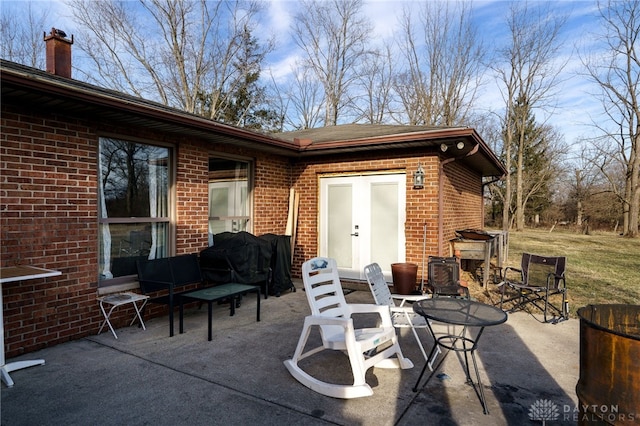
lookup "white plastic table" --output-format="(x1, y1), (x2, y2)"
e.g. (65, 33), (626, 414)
(97, 292), (149, 339)
(0, 265), (61, 387)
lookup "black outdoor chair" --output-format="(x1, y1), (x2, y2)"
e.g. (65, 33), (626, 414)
(499, 253), (568, 323)
(427, 256), (470, 299)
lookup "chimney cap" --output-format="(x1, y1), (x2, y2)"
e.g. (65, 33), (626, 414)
(44, 27), (73, 78)
(43, 27), (73, 44)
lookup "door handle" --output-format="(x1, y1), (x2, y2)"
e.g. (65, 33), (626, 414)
(351, 232), (359, 237)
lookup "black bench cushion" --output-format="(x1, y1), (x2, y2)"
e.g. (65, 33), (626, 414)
(169, 254), (204, 287)
(137, 254), (204, 296)
(136, 258), (173, 294)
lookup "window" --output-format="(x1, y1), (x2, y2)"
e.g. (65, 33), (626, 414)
(208, 157), (251, 241)
(98, 137), (171, 286)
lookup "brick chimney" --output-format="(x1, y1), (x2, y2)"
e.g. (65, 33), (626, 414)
(43, 28), (73, 78)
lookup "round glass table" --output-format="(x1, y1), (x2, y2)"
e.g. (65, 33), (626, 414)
(412, 297), (508, 414)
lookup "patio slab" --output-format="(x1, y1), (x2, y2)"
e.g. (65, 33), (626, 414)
(1, 284), (580, 425)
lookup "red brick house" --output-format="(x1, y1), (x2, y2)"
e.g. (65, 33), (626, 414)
(1, 52), (504, 357)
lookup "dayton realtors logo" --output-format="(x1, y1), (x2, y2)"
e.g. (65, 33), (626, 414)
(528, 399), (560, 424)
(528, 399), (637, 423)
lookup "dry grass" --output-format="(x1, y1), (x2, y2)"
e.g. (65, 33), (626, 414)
(468, 228), (640, 318)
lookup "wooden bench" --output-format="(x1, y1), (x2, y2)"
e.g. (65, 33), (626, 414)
(136, 254), (207, 337)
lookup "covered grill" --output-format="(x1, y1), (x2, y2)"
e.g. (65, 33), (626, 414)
(200, 232), (294, 297)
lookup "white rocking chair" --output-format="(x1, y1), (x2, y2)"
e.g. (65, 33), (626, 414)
(364, 262), (440, 371)
(284, 257), (413, 399)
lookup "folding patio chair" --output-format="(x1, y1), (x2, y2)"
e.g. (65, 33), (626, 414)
(427, 256), (469, 299)
(364, 262), (440, 370)
(284, 257), (413, 398)
(499, 253), (568, 323)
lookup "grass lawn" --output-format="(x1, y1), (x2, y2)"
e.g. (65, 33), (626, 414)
(470, 228), (640, 318)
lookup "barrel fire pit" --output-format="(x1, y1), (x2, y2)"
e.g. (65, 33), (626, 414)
(576, 304), (640, 425)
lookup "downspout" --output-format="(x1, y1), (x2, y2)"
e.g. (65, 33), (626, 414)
(437, 143), (480, 255)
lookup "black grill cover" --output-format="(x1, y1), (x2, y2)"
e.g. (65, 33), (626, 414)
(259, 233), (293, 296)
(200, 232), (271, 285)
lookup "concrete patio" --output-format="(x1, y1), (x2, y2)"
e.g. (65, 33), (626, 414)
(1, 283), (581, 425)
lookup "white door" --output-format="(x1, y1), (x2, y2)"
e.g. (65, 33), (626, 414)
(319, 174), (406, 280)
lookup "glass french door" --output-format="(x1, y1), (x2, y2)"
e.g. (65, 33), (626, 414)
(319, 174), (406, 280)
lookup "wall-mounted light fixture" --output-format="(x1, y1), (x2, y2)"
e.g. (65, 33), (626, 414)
(413, 162), (425, 189)
(441, 141), (466, 152)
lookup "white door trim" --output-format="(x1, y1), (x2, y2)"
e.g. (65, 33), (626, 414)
(319, 174), (406, 280)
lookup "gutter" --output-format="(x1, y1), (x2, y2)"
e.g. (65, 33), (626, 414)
(482, 176), (504, 186)
(0, 61), (298, 153)
(1, 60), (507, 176)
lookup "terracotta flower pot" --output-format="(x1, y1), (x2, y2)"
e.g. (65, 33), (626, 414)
(391, 263), (418, 295)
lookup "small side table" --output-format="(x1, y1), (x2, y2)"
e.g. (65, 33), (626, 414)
(412, 298), (508, 414)
(97, 292), (149, 339)
(179, 283), (260, 341)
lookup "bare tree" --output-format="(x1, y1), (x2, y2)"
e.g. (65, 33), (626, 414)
(69, 0), (272, 125)
(561, 142), (625, 231)
(393, 1), (485, 126)
(291, 0), (372, 126)
(0, 1), (48, 68)
(353, 45), (396, 124)
(492, 1), (568, 231)
(566, 145), (604, 228)
(582, 0), (640, 237)
(479, 114), (510, 226)
(284, 64), (325, 130)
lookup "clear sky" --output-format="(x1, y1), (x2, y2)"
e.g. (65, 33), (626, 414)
(10, 0), (609, 148)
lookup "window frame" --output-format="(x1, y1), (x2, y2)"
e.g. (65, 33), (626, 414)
(97, 135), (176, 288)
(208, 153), (254, 239)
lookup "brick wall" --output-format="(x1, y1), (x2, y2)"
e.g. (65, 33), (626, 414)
(1, 100), (484, 356)
(288, 151), (482, 280)
(253, 155), (292, 235)
(0, 103), (294, 357)
(1, 104), (99, 356)
(175, 140), (209, 253)
(442, 160), (484, 239)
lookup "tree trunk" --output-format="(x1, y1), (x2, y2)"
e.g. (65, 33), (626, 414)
(502, 135), (512, 232)
(627, 131), (640, 237)
(627, 166), (639, 237)
(515, 135), (525, 231)
(576, 199), (583, 227)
